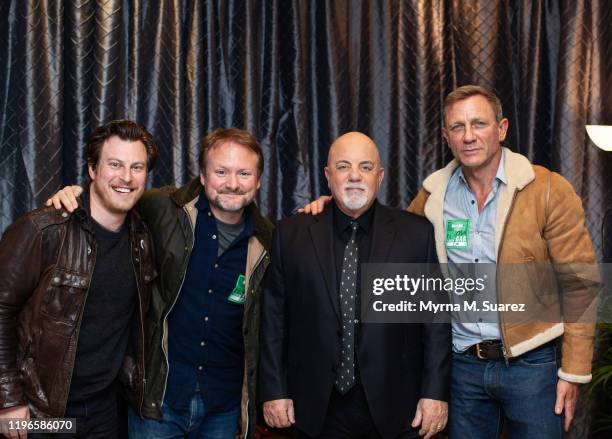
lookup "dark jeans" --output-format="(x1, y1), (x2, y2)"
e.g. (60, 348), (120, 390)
(298, 384), (418, 439)
(449, 343), (563, 439)
(29, 388), (119, 439)
(128, 393), (240, 439)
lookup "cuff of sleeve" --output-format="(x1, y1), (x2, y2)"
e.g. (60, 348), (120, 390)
(557, 368), (592, 384)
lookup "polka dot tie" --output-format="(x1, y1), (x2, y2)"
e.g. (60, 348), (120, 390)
(335, 221), (359, 394)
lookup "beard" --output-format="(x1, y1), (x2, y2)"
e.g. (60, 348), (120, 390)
(340, 183), (369, 211)
(210, 190), (255, 213)
(89, 179), (141, 215)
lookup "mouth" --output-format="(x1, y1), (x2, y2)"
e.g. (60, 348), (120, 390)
(219, 192), (245, 197)
(112, 186), (136, 195)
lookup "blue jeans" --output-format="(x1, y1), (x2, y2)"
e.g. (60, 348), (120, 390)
(128, 393), (240, 439)
(449, 344), (563, 439)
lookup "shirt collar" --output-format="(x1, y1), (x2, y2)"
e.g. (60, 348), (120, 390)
(455, 148), (508, 187)
(332, 199), (376, 235)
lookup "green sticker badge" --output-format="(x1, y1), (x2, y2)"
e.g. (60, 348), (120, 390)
(445, 219), (470, 249)
(227, 274), (246, 304)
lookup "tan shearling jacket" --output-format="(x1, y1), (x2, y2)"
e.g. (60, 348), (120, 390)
(408, 147), (598, 383)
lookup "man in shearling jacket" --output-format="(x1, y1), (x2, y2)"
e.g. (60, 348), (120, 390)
(407, 85), (597, 438)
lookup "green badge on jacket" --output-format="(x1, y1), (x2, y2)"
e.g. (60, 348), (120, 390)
(227, 274), (246, 304)
(445, 219), (470, 249)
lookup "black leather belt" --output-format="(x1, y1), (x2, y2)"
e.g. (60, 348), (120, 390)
(468, 339), (504, 360)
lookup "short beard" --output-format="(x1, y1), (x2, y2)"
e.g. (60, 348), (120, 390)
(341, 187), (369, 211)
(211, 193), (253, 213)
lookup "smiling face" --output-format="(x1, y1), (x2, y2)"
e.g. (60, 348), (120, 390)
(442, 94), (508, 173)
(199, 141), (261, 219)
(88, 135), (148, 219)
(324, 132), (384, 218)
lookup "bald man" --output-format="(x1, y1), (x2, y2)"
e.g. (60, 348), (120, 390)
(259, 133), (451, 439)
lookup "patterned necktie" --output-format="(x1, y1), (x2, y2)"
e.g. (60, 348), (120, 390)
(335, 221), (359, 394)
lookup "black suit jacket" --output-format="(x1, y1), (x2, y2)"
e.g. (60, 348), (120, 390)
(259, 201), (451, 438)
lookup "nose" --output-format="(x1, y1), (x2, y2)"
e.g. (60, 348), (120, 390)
(348, 167), (362, 182)
(121, 166), (133, 183)
(463, 126), (476, 143)
(226, 173), (239, 190)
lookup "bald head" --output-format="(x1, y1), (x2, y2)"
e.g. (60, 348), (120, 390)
(324, 131), (384, 218)
(327, 132), (381, 166)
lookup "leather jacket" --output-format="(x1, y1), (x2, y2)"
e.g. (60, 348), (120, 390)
(0, 202), (156, 417)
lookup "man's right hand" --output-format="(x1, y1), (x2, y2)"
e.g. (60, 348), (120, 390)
(0, 405), (30, 439)
(44, 185), (84, 212)
(263, 399), (295, 429)
(297, 195), (332, 215)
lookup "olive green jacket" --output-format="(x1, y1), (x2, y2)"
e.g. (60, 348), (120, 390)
(135, 178), (273, 438)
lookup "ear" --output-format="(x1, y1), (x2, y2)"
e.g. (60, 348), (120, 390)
(199, 172), (206, 187)
(324, 166), (331, 189)
(88, 164), (96, 181)
(442, 127), (449, 146)
(377, 167), (385, 188)
(498, 118), (509, 142)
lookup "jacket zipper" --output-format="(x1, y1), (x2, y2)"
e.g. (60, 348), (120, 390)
(61, 240), (96, 416)
(131, 236), (147, 414)
(496, 188), (518, 366)
(160, 205), (195, 406)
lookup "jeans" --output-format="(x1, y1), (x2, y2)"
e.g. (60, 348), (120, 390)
(449, 343), (563, 439)
(128, 392), (239, 439)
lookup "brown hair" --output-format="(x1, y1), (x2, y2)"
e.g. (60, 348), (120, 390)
(443, 85), (504, 124)
(86, 119), (158, 171)
(199, 128), (264, 176)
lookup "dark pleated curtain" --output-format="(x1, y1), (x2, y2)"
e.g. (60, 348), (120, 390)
(0, 0), (611, 250)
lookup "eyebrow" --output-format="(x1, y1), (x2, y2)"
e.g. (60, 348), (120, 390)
(106, 158), (146, 165)
(334, 160), (375, 165)
(214, 166), (256, 172)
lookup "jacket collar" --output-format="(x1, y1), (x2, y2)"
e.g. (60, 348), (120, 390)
(422, 147), (534, 194)
(171, 177), (203, 206)
(420, 147), (535, 262)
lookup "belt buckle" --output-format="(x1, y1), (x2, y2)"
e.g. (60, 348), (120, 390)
(475, 343), (486, 360)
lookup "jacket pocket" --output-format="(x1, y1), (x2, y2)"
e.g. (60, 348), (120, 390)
(42, 268), (89, 324)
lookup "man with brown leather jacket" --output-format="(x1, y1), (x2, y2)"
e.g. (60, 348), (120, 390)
(0, 120), (158, 438)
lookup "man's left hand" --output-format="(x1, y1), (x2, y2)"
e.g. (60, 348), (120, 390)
(555, 379), (580, 432)
(411, 398), (447, 439)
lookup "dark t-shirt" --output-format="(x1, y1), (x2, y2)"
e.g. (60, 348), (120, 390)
(68, 217), (137, 402)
